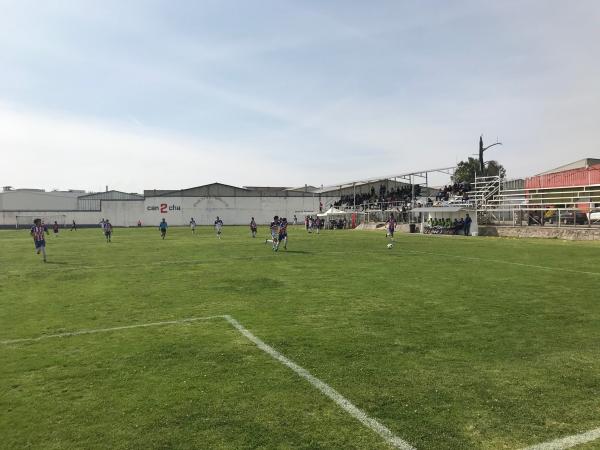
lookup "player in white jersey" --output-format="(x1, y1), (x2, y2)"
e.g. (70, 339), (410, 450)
(265, 216), (279, 250)
(190, 218), (196, 234)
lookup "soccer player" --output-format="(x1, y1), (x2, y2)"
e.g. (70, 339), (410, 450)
(104, 219), (113, 242)
(52, 221), (59, 235)
(159, 218), (168, 239)
(250, 217), (257, 238)
(315, 217), (321, 234)
(30, 218), (49, 262)
(293, 215), (298, 226)
(277, 217), (288, 250)
(386, 213), (396, 240)
(214, 216), (223, 239)
(190, 217), (196, 234)
(265, 215), (279, 250)
(70, 220), (77, 231)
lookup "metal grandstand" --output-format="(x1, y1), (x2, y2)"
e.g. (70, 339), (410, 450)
(318, 166), (456, 212)
(474, 175), (600, 227)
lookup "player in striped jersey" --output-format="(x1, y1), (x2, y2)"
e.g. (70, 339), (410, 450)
(214, 217), (223, 239)
(276, 217), (288, 251)
(103, 220), (113, 242)
(30, 218), (49, 262)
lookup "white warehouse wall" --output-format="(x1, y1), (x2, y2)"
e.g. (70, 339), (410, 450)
(142, 195), (336, 226)
(0, 191), (80, 210)
(0, 195), (339, 227)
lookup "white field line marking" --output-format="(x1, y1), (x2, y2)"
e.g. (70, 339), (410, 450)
(521, 427), (600, 449)
(403, 249), (600, 277)
(223, 314), (415, 450)
(0, 315), (225, 345)
(1, 314), (415, 450)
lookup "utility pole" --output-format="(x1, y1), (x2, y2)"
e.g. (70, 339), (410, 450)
(479, 135), (502, 175)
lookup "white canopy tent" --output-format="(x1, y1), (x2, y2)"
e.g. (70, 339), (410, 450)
(317, 207), (346, 218)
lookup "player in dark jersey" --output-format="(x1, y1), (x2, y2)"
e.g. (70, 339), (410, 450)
(277, 217), (288, 251)
(70, 220), (77, 231)
(52, 221), (59, 234)
(250, 217), (257, 238)
(30, 218), (49, 262)
(159, 218), (168, 239)
(386, 213), (396, 240)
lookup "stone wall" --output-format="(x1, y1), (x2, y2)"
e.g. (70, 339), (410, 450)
(478, 226), (600, 241)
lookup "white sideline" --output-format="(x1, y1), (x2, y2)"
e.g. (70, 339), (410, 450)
(521, 427), (600, 449)
(5, 315), (599, 450)
(223, 315), (415, 450)
(1, 314), (414, 450)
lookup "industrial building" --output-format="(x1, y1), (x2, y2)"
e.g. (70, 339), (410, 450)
(0, 183), (337, 228)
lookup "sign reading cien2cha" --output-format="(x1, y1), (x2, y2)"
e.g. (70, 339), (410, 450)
(146, 204), (182, 213)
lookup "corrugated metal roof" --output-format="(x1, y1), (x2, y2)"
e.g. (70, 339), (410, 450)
(146, 183), (316, 198)
(77, 190), (143, 200)
(537, 158), (600, 175)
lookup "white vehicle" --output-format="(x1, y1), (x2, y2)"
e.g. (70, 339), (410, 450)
(589, 212), (600, 223)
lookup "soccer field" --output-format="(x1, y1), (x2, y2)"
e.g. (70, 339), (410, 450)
(1, 226), (600, 449)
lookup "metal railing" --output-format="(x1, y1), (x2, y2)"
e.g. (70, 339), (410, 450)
(474, 178), (600, 227)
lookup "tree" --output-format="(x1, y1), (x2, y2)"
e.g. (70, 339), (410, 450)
(453, 157), (506, 184)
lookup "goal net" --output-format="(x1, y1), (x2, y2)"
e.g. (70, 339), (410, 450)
(15, 215), (67, 229)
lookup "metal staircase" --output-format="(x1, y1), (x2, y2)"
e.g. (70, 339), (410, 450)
(472, 176), (502, 209)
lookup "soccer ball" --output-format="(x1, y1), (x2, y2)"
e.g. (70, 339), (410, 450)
(387, 243), (393, 249)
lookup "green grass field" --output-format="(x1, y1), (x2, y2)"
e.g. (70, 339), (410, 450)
(1, 226), (600, 449)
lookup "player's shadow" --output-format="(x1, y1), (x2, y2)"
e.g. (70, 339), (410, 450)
(282, 250), (311, 254)
(45, 261), (69, 265)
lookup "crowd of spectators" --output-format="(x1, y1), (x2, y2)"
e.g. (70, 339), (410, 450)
(333, 184), (421, 210)
(434, 182), (471, 202)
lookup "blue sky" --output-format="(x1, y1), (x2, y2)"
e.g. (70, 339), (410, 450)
(1, 0), (599, 192)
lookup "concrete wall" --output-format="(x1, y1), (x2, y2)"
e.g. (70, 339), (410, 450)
(0, 195), (339, 227)
(0, 210), (103, 228)
(479, 225), (600, 241)
(0, 191), (80, 210)
(142, 195), (332, 226)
